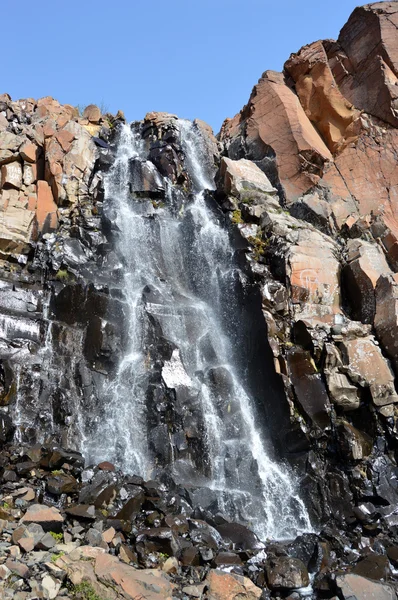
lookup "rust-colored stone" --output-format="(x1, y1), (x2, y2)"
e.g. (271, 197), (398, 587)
(56, 129), (75, 152)
(220, 70), (332, 202)
(332, 3), (398, 127)
(83, 104), (101, 124)
(285, 40), (361, 153)
(36, 180), (58, 233)
(19, 142), (37, 163)
(94, 553), (174, 600)
(205, 569), (262, 600)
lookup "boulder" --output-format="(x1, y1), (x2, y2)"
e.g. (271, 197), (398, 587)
(19, 141), (38, 163)
(343, 239), (391, 323)
(65, 504), (96, 521)
(23, 163), (37, 185)
(340, 336), (398, 406)
(46, 472), (79, 495)
(83, 104), (101, 124)
(375, 274), (398, 373)
(115, 488), (145, 520)
(287, 349), (330, 426)
(336, 573), (396, 600)
(0, 201), (37, 251)
(20, 504), (64, 531)
(55, 129), (74, 152)
(0, 131), (23, 165)
(336, 420), (373, 461)
(205, 569), (262, 600)
(1, 162), (23, 189)
(352, 554), (391, 580)
(219, 157), (276, 197)
(265, 556), (310, 590)
(128, 158), (165, 196)
(94, 552), (174, 600)
(325, 368), (360, 411)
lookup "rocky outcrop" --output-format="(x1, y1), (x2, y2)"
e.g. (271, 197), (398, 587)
(220, 2), (398, 247)
(0, 95), (107, 264)
(213, 6), (398, 590)
(1, 441), (398, 600)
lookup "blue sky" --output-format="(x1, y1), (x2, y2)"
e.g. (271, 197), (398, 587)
(3, 0), (360, 133)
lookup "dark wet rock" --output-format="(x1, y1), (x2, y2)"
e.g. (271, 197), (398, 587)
(287, 534), (324, 573)
(136, 527), (179, 557)
(336, 421), (373, 461)
(15, 461), (37, 475)
(387, 545), (398, 567)
(181, 545), (200, 566)
(216, 523), (264, 551)
(128, 157), (165, 197)
(352, 553), (391, 580)
(370, 456), (398, 507)
(265, 556), (310, 590)
(65, 504), (96, 520)
(213, 551), (243, 567)
(115, 488), (145, 520)
(46, 472), (79, 495)
(47, 448), (85, 471)
(164, 514), (189, 534)
(287, 349), (330, 427)
(0, 414), (15, 445)
(190, 520), (223, 551)
(78, 470), (116, 506)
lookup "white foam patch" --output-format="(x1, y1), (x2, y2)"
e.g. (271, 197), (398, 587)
(162, 348), (192, 388)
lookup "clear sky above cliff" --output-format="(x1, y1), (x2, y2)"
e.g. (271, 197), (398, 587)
(4, 0), (361, 133)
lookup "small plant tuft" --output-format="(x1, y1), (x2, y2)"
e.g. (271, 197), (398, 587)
(247, 234), (269, 261)
(69, 581), (107, 600)
(151, 200), (165, 209)
(51, 550), (65, 562)
(55, 269), (69, 282)
(231, 209), (243, 224)
(50, 531), (63, 542)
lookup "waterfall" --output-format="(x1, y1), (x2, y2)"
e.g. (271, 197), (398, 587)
(83, 119), (312, 540)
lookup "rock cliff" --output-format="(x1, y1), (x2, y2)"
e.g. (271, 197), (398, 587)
(1, 2), (398, 599)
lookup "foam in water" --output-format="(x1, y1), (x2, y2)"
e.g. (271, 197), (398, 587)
(83, 120), (312, 540)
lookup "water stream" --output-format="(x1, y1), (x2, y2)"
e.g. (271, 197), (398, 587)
(83, 119), (312, 540)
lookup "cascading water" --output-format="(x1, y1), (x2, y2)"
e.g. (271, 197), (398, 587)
(83, 119), (312, 540)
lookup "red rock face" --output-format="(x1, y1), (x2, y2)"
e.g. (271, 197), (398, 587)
(220, 1), (398, 238)
(219, 2), (398, 424)
(220, 71), (333, 201)
(333, 3), (398, 127)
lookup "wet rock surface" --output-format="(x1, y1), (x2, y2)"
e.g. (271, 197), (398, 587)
(0, 443), (396, 599)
